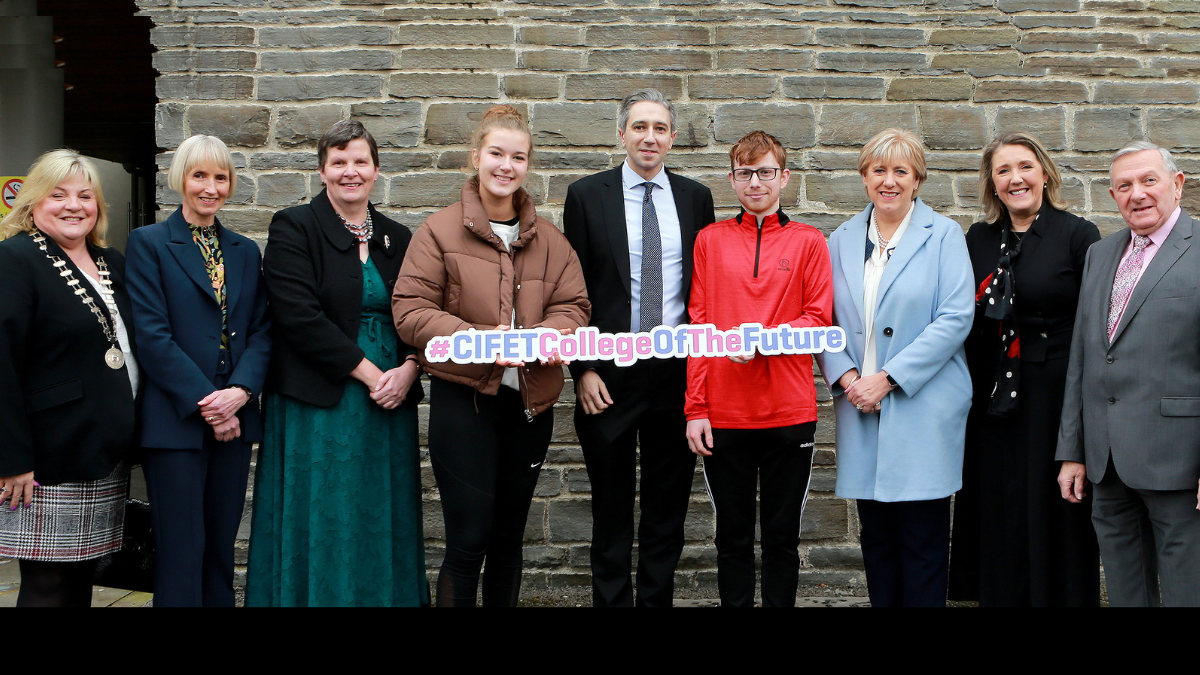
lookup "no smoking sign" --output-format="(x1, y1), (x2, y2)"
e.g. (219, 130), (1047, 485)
(0, 177), (23, 218)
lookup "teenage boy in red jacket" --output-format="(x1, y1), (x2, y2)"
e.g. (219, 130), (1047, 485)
(685, 130), (834, 607)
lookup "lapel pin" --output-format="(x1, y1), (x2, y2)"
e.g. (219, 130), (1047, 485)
(384, 235), (391, 250)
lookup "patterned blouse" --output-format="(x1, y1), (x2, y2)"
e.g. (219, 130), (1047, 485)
(190, 222), (229, 350)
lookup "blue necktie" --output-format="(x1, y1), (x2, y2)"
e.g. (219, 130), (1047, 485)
(638, 181), (662, 331)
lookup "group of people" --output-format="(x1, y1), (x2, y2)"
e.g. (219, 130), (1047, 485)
(0, 87), (1196, 608)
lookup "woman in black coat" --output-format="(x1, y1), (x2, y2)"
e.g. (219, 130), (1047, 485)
(0, 149), (139, 607)
(948, 132), (1102, 606)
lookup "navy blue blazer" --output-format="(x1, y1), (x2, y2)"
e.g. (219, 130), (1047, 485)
(126, 208), (272, 450)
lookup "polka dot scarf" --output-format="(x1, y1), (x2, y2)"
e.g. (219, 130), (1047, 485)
(975, 221), (1028, 417)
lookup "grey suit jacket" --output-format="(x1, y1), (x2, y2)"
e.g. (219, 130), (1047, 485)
(1056, 210), (1200, 490)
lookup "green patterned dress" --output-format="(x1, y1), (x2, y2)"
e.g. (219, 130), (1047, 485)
(246, 257), (428, 607)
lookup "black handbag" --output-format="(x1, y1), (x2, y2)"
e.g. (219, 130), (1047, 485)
(92, 498), (155, 593)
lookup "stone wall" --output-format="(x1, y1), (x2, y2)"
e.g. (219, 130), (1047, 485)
(142, 0), (1200, 596)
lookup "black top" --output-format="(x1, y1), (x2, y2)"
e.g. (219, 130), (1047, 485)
(0, 232), (137, 484)
(964, 203), (1101, 364)
(263, 189), (422, 408)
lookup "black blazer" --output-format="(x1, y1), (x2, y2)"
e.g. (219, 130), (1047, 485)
(126, 208), (273, 449)
(263, 189), (422, 408)
(0, 232), (137, 485)
(562, 166), (715, 395)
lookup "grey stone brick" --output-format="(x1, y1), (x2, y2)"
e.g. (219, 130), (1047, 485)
(520, 49), (587, 72)
(531, 102), (619, 147)
(388, 172), (466, 208)
(1075, 107), (1142, 152)
(800, 498), (848, 540)
(717, 49), (814, 72)
(532, 152), (614, 171)
(393, 23), (513, 45)
(384, 6), (500, 21)
(974, 80), (1088, 103)
(930, 52), (1025, 77)
(929, 28), (1019, 50)
(196, 50), (257, 72)
(400, 48), (516, 70)
(1150, 56), (1200, 77)
(152, 50), (194, 73)
(816, 27), (926, 48)
(155, 102), (187, 149)
(534, 469), (563, 497)
(156, 75), (253, 101)
(818, 103), (918, 146)
(1012, 14), (1097, 28)
(805, 151), (861, 171)
(1148, 108), (1200, 152)
(585, 24), (709, 47)
(352, 101), (422, 147)
(564, 73), (683, 100)
(187, 105), (271, 147)
(956, 175), (981, 205)
(816, 51), (926, 72)
(589, 48), (711, 71)
(832, 0), (923, 6)
(1018, 31), (1140, 54)
(887, 76), (972, 101)
(689, 74), (776, 99)
(194, 26), (254, 47)
(523, 545), (569, 569)
(256, 172), (306, 207)
(782, 76), (886, 100)
(920, 105), (987, 150)
(257, 25), (391, 47)
(525, 501), (546, 542)
(565, 468), (591, 493)
(436, 151), (472, 170)
(994, 106), (1067, 150)
(918, 173), (956, 211)
(807, 545), (864, 567)
(503, 74), (561, 99)
(997, 0), (1080, 9)
(259, 75), (382, 101)
(1147, 31), (1200, 52)
(378, 152), (437, 172)
(1026, 55), (1145, 76)
(249, 152), (318, 171)
(519, 25), (585, 46)
(1090, 177), (1113, 211)
(714, 103), (815, 149)
(259, 49), (394, 73)
(150, 27), (195, 48)
(713, 25), (811, 45)
(389, 73), (499, 99)
(806, 174), (870, 209)
(548, 499), (593, 542)
(213, 207), (272, 236)
(1094, 82), (1200, 104)
(276, 104), (345, 147)
(809, 467), (838, 492)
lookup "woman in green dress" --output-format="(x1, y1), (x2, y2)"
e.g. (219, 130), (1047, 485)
(246, 121), (427, 606)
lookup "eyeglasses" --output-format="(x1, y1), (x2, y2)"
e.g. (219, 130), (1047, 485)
(732, 168), (781, 182)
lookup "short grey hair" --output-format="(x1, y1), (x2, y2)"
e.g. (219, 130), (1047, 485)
(168, 134), (237, 195)
(1110, 140), (1180, 180)
(618, 88), (676, 133)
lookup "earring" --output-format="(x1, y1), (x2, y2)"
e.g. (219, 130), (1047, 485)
(994, 192), (998, 196)
(1044, 182), (1048, 189)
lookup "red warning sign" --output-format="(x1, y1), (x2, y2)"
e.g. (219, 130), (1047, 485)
(0, 178), (23, 216)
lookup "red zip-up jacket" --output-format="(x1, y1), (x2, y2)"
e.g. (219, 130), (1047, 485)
(685, 208), (834, 429)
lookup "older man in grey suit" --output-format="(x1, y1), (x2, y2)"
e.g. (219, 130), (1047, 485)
(1056, 141), (1200, 607)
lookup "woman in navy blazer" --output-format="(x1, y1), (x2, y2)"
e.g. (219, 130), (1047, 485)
(815, 129), (974, 607)
(126, 135), (271, 607)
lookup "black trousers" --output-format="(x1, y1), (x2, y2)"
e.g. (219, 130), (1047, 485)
(576, 361), (695, 607)
(857, 497), (952, 607)
(703, 423), (816, 608)
(143, 435), (252, 608)
(428, 378), (552, 607)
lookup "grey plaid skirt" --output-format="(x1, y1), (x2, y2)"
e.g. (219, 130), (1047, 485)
(0, 463), (128, 561)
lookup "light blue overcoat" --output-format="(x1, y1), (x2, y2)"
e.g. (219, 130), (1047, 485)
(815, 199), (975, 502)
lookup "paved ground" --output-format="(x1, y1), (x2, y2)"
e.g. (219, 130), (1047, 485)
(0, 557), (152, 607)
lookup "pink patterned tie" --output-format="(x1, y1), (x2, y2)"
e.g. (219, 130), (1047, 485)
(1107, 234), (1151, 340)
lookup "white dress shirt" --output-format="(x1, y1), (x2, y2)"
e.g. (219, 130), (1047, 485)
(621, 160), (685, 332)
(862, 202), (915, 376)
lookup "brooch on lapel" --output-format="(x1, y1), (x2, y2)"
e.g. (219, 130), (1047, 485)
(384, 235), (391, 250)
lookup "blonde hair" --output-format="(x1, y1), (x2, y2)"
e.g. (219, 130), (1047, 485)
(857, 128), (928, 197)
(168, 134), (237, 196)
(468, 104), (533, 174)
(0, 148), (109, 246)
(979, 132), (1065, 225)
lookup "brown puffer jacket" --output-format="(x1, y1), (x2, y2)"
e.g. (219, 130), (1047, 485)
(392, 177), (591, 418)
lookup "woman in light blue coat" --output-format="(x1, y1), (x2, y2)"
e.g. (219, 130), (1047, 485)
(816, 128), (974, 607)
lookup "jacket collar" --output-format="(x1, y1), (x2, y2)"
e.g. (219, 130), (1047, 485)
(735, 207), (791, 229)
(460, 176), (539, 251)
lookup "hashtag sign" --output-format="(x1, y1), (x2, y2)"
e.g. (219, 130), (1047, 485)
(427, 338), (451, 361)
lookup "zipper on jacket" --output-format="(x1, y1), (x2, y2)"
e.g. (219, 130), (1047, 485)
(518, 366), (534, 422)
(753, 217), (763, 278)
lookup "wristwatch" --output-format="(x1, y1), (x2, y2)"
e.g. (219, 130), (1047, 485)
(885, 373), (898, 389)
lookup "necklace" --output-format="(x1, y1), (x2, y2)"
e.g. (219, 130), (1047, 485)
(32, 230), (125, 370)
(339, 210), (374, 243)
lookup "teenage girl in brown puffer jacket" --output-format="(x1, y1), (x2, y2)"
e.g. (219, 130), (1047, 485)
(393, 105), (590, 607)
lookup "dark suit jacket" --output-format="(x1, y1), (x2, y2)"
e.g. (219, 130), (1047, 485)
(563, 166), (715, 412)
(126, 208), (272, 449)
(0, 232), (137, 484)
(263, 189), (422, 408)
(1057, 210), (1200, 490)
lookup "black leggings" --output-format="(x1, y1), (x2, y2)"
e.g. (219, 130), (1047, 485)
(428, 378), (553, 607)
(17, 559), (97, 608)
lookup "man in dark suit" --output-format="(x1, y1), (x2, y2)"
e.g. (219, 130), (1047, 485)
(563, 89), (716, 607)
(1056, 141), (1200, 606)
